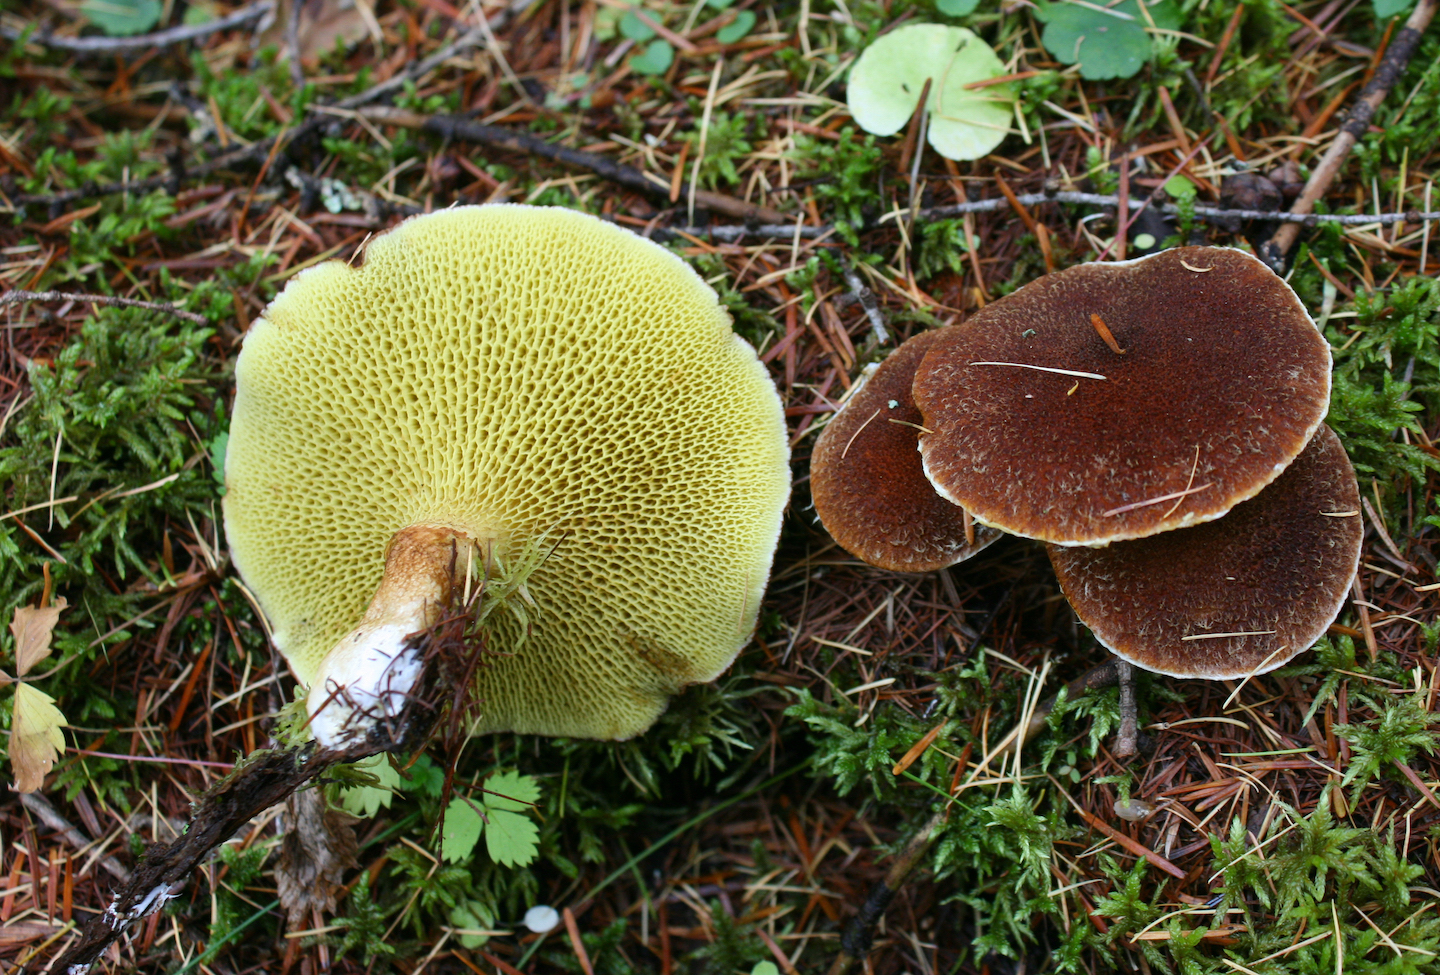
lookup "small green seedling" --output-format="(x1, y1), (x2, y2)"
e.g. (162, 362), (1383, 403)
(846, 23), (1016, 161)
(1033, 0), (1181, 80)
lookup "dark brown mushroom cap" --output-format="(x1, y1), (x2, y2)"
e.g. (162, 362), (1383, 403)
(812, 327), (1001, 572)
(913, 246), (1331, 545)
(1047, 425), (1361, 679)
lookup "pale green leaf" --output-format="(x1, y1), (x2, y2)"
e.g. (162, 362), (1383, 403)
(484, 808), (539, 867)
(716, 10), (755, 43)
(483, 770), (541, 812)
(80, 0), (162, 35)
(440, 796), (486, 863)
(846, 24), (1015, 161)
(936, 0), (979, 15)
(339, 755), (401, 818)
(12, 682), (67, 793)
(619, 9), (656, 40)
(447, 898), (497, 948)
(630, 39), (674, 75)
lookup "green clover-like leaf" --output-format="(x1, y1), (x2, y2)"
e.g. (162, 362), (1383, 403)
(619, 9), (656, 40)
(936, 0), (980, 15)
(630, 39), (675, 75)
(1033, 0), (1180, 80)
(1373, 0), (1413, 16)
(80, 0), (162, 35)
(847, 23), (1015, 161)
(716, 10), (756, 43)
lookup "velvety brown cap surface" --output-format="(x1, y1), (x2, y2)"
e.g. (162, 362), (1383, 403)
(1047, 425), (1361, 679)
(812, 328), (1000, 571)
(913, 247), (1331, 545)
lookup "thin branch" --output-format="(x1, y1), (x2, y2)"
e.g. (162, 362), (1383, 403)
(1, 289), (210, 326)
(0, 0), (274, 54)
(1262, 0), (1439, 268)
(840, 263), (889, 344)
(354, 107), (791, 224)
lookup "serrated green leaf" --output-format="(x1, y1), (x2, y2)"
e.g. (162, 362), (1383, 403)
(80, 0), (161, 35)
(12, 682), (67, 793)
(440, 796), (485, 863)
(483, 770), (541, 812)
(401, 752), (445, 797)
(339, 755), (401, 818)
(847, 23), (1015, 160)
(716, 9), (755, 43)
(484, 808), (539, 867)
(630, 39), (674, 75)
(619, 9), (656, 40)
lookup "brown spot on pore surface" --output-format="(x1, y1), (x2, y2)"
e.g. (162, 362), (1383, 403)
(1047, 425), (1361, 679)
(913, 246), (1332, 545)
(811, 327), (1001, 572)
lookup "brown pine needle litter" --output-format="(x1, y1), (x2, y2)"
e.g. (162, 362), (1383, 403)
(3, 0), (1440, 971)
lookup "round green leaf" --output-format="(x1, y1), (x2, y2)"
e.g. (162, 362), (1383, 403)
(716, 9), (756, 43)
(630, 39), (675, 75)
(1034, 0), (1180, 80)
(847, 24), (1015, 161)
(936, 0), (980, 15)
(80, 0), (161, 35)
(619, 9), (656, 40)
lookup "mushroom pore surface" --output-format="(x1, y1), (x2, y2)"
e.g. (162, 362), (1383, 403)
(223, 205), (790, 742)
(1047, 425), (1361, 679)
(811, 326), (1000, 571)
(913, 246), (1331, 545)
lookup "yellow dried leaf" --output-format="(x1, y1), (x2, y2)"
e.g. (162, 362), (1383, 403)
(10, 597), (67, 677)
(11, 682), (67, 793)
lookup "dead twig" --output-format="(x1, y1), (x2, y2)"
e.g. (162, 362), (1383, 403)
(1262, 0), (1439, 269)
(0, 0), (274, 53)
(1, 289), (210, 326)
(352, 107), (790, 224)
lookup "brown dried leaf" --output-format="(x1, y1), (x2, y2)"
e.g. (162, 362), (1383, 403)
(12, 682), (67, 793)
(276, 787), (359, 927)
(10, 597), (67, 677)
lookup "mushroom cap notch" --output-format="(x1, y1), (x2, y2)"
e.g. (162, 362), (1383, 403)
(811, 326), (1000, 572)
(223, 204), (790, 742)
(1047, 425), (1362, 680)
(913, 246), (1332, 546)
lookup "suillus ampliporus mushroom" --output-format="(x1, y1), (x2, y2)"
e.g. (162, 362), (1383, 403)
(811, 326), (1000, 572)
(223, 205), (790, 747)
(912, 246), (1333, 546)
(810, 245), (1360, 716)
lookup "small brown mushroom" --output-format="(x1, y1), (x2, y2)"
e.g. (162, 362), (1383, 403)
(912, 246), (1332, 546)
(811, 327), (1000, 572)
(1046, 425), (1362, 679)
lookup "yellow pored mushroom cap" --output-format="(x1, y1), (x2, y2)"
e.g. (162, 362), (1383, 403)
(223, 205), (790, 740)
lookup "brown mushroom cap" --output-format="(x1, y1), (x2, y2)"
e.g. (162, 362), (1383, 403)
(913, 246), (1331, 546)
(811, 327), (1001, 572)
(1047, 424), (1361, 679)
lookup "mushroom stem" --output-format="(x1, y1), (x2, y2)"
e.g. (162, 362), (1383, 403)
(307, 525), (468, 747)
(1114, 659), (1138, 760)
